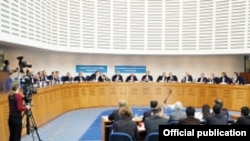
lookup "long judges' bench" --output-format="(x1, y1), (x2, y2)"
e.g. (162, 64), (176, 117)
(0, 82), (249, 141)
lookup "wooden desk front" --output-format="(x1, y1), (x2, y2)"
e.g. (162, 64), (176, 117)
(0, 82), (249, 141)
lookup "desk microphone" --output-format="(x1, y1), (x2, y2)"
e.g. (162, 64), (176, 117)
(164, 89), (172, 104)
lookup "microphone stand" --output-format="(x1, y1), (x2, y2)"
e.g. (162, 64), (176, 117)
(164, 90), (172, 104)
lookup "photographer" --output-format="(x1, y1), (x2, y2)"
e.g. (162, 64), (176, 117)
(8, 80), (30, 141)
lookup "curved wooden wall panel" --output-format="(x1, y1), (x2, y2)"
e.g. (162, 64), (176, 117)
(0, 83), (250, 140)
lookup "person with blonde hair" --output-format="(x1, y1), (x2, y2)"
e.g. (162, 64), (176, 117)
(108, 99), (127, 122)
(8, 80), (30, 141)
(113, 105), (139, 141)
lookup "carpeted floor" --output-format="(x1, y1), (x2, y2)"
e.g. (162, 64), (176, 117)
(21, 107), (240, 141)
(79, 107), (148, 141)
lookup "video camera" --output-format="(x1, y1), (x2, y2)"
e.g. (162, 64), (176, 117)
(16, 56), (36, 104)
(17, 56), (32, 73)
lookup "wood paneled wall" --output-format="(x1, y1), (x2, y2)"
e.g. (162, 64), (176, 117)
(0, 82), (249, 141)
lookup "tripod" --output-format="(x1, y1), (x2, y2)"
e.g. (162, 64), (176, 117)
(24, 109), (42, 141)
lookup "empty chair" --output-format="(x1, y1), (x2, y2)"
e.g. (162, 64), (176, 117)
(109, 132), (133, 141)
(146, 132), (159, 141)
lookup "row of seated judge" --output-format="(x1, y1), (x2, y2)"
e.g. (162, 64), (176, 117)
(53, 71), (247, 84)
(107, 99), (250, 141)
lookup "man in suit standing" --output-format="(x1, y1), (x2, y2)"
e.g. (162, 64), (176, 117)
(141, 70), (153, 82)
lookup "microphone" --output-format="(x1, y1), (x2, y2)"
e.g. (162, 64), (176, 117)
(164, 89), (172, 104)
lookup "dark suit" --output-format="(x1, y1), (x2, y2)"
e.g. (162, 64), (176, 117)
(167, 75), (178, 82)
(126, 75), (138, 82)
(144, 116), (169, 135)
(62, 76), (73, 83)
(156, 76), (167, 82)
(178, 117), (200, 125)
(233, 116), (250, 125)
(89, 74), (103, 82)
(113, 117), (139, 141)
(108, 109), (121, 122)
(141, 75), (153, 82)
(197, 77), (208, 83)
(219, 76), (231, 84)
(112, 75), (123, 82)
(207, 77), (220, 84)
(231, 76), (245, 85)
(181, 75), (193, 83)
(206, 114), (228, 125)
(142, 109), (153, 122)
(74, 76), (86, 82)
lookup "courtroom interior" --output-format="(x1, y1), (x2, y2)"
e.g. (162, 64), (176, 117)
(1, 0), (250, 141)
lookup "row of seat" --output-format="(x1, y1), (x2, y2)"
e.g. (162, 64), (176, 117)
(109, 132), (158, 141)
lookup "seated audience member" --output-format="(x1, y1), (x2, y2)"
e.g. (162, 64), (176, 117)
(108, 100), (127, 122)
(156, 72), (168, 82)
(141, 71), (153, 82)
(196, 73), (208, 83)
(62, 72), (73, 83)
(167, 72), (178, 82)
(144, 105), (169, 135)
(74, 71), (86, 82)
(125, 72), (138, 82)
(233, 106), (250, 125)
(112, 71), (123, 82)
(214, 99), (229, 119)
(206, 104), (228, 125)
(113, 105), (139, 141)
(178, 106), (200, 125)
(219, 72), (231, 84)
(169, 101), (186, 122)
(181, 72), (193, 83)
(207, 73), (220, 84)
(142, 100), (158, 122)
(201, 104), (211, 121)
(231, 72), (245, 85)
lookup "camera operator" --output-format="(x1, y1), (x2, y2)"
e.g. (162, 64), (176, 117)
(8, 80), (30, 141)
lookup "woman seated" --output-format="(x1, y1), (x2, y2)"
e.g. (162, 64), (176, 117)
(112, 105), (139, 141)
